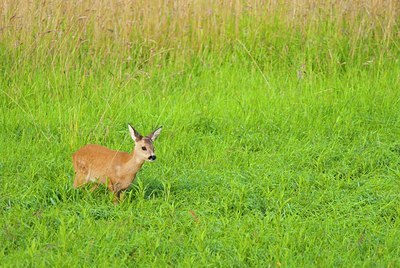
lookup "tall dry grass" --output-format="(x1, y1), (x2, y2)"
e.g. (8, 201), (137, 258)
(1, 0), (399, 62)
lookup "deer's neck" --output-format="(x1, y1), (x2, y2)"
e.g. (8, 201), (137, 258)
(125, 151), (144, 176)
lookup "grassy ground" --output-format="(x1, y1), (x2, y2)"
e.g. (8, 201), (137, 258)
(1, 1), (400, 267)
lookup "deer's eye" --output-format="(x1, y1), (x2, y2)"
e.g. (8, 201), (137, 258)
(141, 146), (147, 151)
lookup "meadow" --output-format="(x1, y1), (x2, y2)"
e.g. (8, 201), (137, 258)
(1, 0), (400, 266)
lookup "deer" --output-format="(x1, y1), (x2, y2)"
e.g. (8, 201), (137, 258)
(72, 124), (162, 201)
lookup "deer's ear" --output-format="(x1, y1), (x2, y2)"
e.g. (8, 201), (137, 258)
(128, 124), (142, 142)
(148, 127), (162, 142)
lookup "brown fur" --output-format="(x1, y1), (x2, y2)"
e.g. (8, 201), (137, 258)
(72, 125), (161, 201)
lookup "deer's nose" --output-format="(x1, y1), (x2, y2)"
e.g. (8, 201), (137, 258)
(148, 155), (156, 161)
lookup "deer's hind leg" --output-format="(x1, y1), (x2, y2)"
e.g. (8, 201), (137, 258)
(72, 158), (91, 189)
(73, 172), (88, 188)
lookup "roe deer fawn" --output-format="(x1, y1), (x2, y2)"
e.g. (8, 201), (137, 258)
(72, 124), (162, 200)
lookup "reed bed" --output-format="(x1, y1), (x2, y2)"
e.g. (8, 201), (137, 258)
(1, 0), (399, 62)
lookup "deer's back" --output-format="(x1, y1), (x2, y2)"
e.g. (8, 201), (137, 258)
(73, 144), (130, 174)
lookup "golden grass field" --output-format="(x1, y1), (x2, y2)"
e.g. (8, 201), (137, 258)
(2, 0), (399, 58)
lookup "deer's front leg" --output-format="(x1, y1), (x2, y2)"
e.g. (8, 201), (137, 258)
(110, 181), (124, 204)
(90, 183), (100, 192)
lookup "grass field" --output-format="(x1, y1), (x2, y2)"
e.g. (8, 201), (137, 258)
(1, 0), (400, 266)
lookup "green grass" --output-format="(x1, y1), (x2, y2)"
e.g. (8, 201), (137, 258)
(1, 17), (400, 267)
